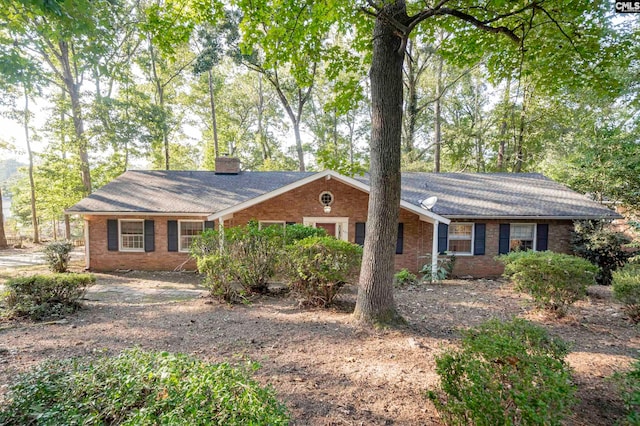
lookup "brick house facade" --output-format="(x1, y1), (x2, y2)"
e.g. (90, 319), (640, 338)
(69, 164), (619, 278)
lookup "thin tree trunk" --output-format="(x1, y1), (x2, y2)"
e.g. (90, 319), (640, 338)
(514, 91), (527, 172)
(208, 69), (220, 158)
(403, 40), (418, 156)
(148, 38), (170, 170)
(59, 41), (91, 194)
(65, 214), (71, 240)
(353, 1), (406, 325)
(52, 219), (57, 241)
(497, 79), (510, 171)
(23, 86), (39, 244)
(433, 54), (443, 172)
(256, 75), (270, 160)
(0, 188), (7, 249)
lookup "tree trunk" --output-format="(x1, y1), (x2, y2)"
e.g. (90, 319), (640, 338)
(0, 188), (7, 249)
(433, 54), (443, 172)
(353, 1), (406, 326)
(403, 40), (418, 156)
(65, 214), (71, 240)
(59, 41), (92, 194)
(497, 79), (510, 171)
(23, 87), (40, 244)
(148, 38), (170, 170)
(208, 69), (220, 158)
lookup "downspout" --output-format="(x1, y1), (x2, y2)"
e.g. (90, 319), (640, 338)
(432, 220), (439, 277)
(84, 219), (90, 270)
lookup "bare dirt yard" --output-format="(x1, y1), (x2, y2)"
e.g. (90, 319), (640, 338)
(0, 268), (638, 425)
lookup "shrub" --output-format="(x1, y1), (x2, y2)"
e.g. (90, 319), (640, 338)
(394, 268), (417, 287)
(428, 318), (575, 426)
(498, 250), (597, 316)
(281, 223), (326, 244)
(616, 359), (640, 426)
(0, 349), (289, 426)
(43, 241), (74, 273)
(283, 236), (362, 307)
(2, 273), (95, 320)
(196, 252), (244, 303)
(420, 254), (456, 284)
(612, 263), (640, 323)
(572, 220), (631, 285)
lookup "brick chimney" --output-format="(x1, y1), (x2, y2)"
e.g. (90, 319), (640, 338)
(215, 156), (241, 175)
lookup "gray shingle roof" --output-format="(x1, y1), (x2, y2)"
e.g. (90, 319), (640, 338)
(67, 170), (619, 219)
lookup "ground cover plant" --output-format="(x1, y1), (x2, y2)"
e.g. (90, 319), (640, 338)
(428, 318), (576, 426)
(2, 273), (95, 320)
(616, 359), (640, 426)
(0, 349), (289, 425)
(499, 251), (597, 316)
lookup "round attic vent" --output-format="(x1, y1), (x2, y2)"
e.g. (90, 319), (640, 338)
(319, 191), (334, 206)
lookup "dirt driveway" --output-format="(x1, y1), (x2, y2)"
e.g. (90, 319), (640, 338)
(0, 271), (638, 425)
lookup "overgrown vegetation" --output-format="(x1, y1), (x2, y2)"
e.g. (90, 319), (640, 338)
(43, 240), (74, 273)
(612, 263), (640, 323)
(394, 268), (418, 287)
(420, 254), (456, 284)
(2, 273), (95, 320)
(572, 220), (631, 285)
(283, 236), (362, 307)
(191, 222), (326, 302)
(0, 349), (289, 425)
(499, 251), (597, 316)
(428, 318), (575, 426)
(616, 359), (640, 426)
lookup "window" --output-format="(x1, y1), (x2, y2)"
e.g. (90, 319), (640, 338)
(448, 223), (473, 254)
(258, 221), (285, 229)
(319, 191), (333, 206)
(120, 220), (144, 251)
(179, 221), (204, 252)
(510, 224), (536, 251)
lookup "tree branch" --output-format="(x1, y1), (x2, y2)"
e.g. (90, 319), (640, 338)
(437, 7), (522, 44)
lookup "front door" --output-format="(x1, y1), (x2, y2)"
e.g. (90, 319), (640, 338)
(316, 222), (336, 237)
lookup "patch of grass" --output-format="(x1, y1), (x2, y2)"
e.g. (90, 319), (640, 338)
(0, 349), (289, 426)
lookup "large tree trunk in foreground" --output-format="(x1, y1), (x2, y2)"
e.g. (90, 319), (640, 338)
(353, 1), (406, 325)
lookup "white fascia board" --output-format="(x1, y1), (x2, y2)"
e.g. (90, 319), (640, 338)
(442, 215), (621, 220)
(207, 169), (451, 225)
(65, 211), (210, 217)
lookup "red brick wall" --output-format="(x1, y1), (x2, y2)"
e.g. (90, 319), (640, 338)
(86, 215), (205, 271)
(448, 220), (574, 278)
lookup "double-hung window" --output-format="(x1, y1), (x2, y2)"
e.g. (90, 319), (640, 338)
(510, 224), (536, 251)
(448, 223), (473, 255)
(179, 221), (204, 252)
(120, 220), (144, 251)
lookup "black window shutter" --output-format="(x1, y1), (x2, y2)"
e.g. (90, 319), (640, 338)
(107, 219), (118, 251)
(437, 223), (448, 255)
(396, 223), (404, 254)
(144, 220), (155, 252)
(204, 221), (215, 230)
(537, 224), (549, 251)
(499, 224), (511, 254)
(355, 222), (366, 246)
(473, 223), (486, 255)
(167, 220), (178, 252)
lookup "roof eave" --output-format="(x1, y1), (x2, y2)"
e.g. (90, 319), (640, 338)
(441, 214), (623, 220)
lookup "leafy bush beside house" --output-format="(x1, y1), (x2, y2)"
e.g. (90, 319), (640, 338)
(283, 236), (362, 307)
(612, 263), (640, 323)
(498, 251), (597, 317)
(428, 318), (576, 426)
(0, 349), (289, 426)
(572, 220), (631, 285)
(2, 273), (95, 320)
(43, 240), (74, 273)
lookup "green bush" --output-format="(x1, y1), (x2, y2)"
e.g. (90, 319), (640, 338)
(420, 254), (456, 284)
(191, 223), (327, 300)
(0, 349), (289, 426)
(2, 273), (95, 320)
(498, 250), (597, 316)
(283, 236), (362, 307)
(572, 220), (631, 285)
(617, 359), (640, 426)
(612, 263), (640, 323)
(428, 318), (575, 426)
(43, 241), (74, 273)
(394, 268), (417, 287)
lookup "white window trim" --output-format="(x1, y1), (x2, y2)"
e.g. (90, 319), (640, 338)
(510, 223), (537, 251)
(302, 216), (349, 241)
(258, 220), (286, 229)
(178, 220), (204, 253)
(119, 219), (144, 252)
(447, 222), (474, 256)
